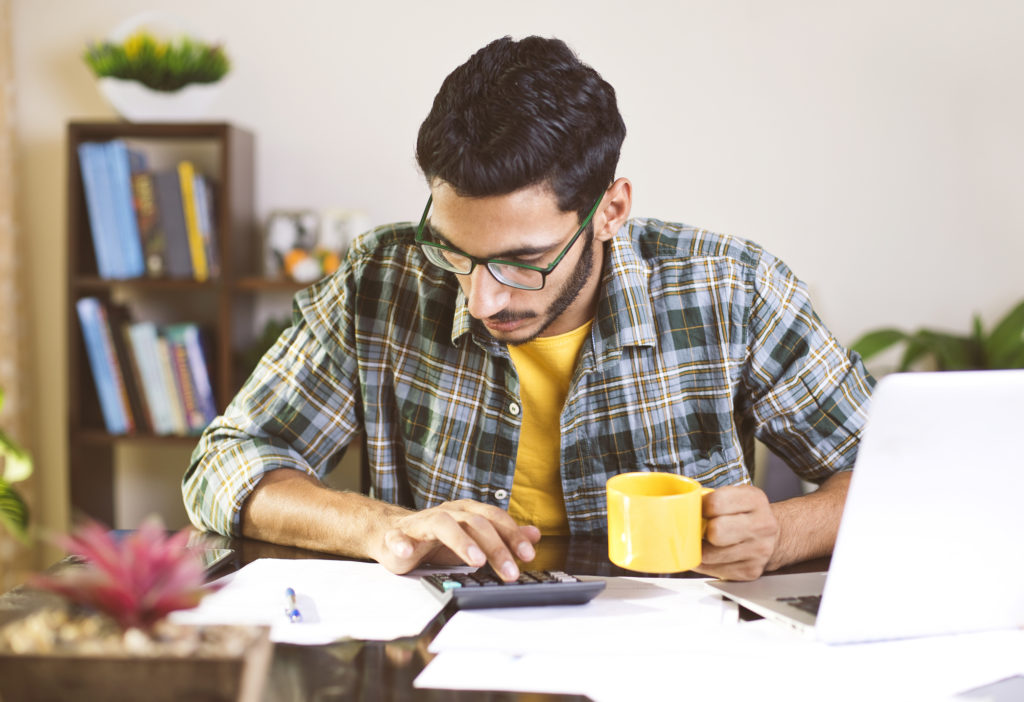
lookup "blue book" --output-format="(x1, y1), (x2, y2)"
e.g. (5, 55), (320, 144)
(76, 297), (128, 434)
(76, 143), (118, 278)
(105, 140), (147, 278)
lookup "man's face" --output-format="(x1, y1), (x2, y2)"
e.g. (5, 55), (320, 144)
(427, 182), (605, 345)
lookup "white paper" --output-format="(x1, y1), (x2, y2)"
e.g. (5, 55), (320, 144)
(427, 575), (735, 657)
(418, 609), (1024, 702)
(170, 558), (447, 645)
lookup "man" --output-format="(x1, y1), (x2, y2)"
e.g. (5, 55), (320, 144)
(183, 36), (874, 583)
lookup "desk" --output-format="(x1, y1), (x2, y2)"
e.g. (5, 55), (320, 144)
(221, 535), (828, 701)
(1, 535), (828, 702)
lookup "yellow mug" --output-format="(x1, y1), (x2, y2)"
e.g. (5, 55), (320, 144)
(606, 472), (714, 573)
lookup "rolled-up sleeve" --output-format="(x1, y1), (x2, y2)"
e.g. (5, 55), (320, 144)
(183, 278), (361, 536)
(744, 253), (875, 483)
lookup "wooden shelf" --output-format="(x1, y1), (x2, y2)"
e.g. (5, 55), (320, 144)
(67, 121), (258, 525)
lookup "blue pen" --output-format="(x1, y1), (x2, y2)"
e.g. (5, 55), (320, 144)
(284, 587), (303, 623)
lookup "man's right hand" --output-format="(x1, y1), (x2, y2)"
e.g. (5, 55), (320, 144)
(377, 499), (541, 581)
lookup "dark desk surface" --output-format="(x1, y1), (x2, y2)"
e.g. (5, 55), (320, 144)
(219, 535), (829, 702)
(2, 535), (829, 702)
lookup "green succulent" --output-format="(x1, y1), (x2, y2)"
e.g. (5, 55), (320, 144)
(0, 386), (32, 543)
(83, 31), (230, 92)
(851, 299), (1024, 371)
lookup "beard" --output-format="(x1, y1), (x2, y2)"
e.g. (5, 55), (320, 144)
(497, 227), (596, 346)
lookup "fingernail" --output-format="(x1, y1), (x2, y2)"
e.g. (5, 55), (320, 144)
(517, 542), (535, 560)
(501, 561), (518, 580)
(391, 541), (412, 558)
(467, 545), (486, 565)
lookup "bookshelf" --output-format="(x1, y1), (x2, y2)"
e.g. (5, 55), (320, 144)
(66, 122), (304, 526)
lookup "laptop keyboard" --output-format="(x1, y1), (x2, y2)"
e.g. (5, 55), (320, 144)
(776, 595), (822, 616)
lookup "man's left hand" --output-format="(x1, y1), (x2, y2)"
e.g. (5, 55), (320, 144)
(696, 485), (779, 581)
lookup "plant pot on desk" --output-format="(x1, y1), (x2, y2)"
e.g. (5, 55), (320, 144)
(0, 607), (272, 702)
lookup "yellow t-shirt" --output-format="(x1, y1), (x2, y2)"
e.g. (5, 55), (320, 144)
(506, 320), (593, 535)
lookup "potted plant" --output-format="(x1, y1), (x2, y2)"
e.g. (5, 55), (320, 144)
(0, 385), (31, 544)
(0, 518), (271, 702)
(851, 299), (1024, 371)
(83, 14), (230, 122)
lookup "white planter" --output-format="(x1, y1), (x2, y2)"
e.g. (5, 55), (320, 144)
(98, 77), (222, 123)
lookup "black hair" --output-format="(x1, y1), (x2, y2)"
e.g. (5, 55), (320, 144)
(416, 36), (626, 220)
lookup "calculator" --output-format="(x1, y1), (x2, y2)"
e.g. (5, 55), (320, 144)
(420, 567), (606, 609)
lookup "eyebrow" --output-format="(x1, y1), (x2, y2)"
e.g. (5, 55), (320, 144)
(427, 220), (557, 260)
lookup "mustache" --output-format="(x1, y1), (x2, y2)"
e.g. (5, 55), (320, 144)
(487, 310), (537, 323)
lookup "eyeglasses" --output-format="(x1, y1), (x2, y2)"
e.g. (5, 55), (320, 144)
(414, 194), (603, 291)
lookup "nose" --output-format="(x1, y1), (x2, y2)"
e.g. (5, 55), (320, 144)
(464, 266), (511, 320)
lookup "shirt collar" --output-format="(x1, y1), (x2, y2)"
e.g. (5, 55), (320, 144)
(449, 221), (657, 355)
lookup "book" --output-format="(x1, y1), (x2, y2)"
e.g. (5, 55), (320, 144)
(165, 323), (218, 431)
(155, 336), (189, 435)
(151, 168), (194, 279)
(130, 170), (167, 277)
(77, 143), (121, 278)
(104, 140), (147, 278)
(75, 297), (129, 434)
(165, 329), (205, 434)
(178, 161), (209, 281)
(106, 304), (152, 434)
(126, 322), (177, 435)
(193, 173), (220, 278)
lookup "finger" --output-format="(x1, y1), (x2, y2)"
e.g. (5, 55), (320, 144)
(397, 510), (489, 569)
(455, 511), (522, 581)
(694, 558), (766, 582)
(452, 501), (540, 565)
(702, 485), (768, 518)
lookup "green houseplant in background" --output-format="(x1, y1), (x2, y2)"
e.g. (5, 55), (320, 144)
(0, 385), (32, 544)
(82, 15), (231, 122)
(83, 31), (230, 92)
(851, 299), (1024, 371)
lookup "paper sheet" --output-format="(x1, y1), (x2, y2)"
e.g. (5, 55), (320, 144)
(417, 607), (1024, 701)
(427, 575), (736, 656)
(170, 558), (448, 645)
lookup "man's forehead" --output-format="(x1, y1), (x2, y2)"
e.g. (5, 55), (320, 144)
(426, 183), (577, 257)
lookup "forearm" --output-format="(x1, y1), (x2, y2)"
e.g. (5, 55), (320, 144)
(240, 468), (412, 562)
(766, 470), (851, 571)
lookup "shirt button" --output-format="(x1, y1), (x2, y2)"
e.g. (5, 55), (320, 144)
(508, 402), (520, 416)
(493, 488), (509, 501)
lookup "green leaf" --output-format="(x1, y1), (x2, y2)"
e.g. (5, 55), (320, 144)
(984, 300), (1024, 369)
(0, 427), (32, 483)
(0, 477), (30, 543)
(897, 334), (931, 371)
(915, 330), (982, 370)
(850, 329), (908, 360)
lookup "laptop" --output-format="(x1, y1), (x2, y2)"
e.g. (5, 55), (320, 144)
(707, 369), (1024, 644)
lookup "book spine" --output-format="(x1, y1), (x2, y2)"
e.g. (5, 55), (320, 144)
(75, 297), (127, 434)
(95, 302), (136, 433)
(156, 337), (189, 435)
(152, 169), (193, 279)
(180, 324), (218, 425)
(107, 305), (152, 434)
(130, 170), (166, 277)
(127, 322), (176, 435)
(178, 161), (209, 282)
(193, 173), (220, 279)
(105, 140), (146, 278)
(165, 330), (205, 434)
(93, 142), (128, 278)
(76, 143), (116, 279)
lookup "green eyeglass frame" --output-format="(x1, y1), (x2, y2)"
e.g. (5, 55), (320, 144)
(414, 194), (603, 291)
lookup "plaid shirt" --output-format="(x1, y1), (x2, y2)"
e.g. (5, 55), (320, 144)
(183, 217), (874, 536)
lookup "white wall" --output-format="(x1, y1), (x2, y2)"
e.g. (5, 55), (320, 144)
(11, 0), (1024, 534)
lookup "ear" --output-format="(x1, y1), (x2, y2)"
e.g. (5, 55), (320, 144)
(593, 178), (632, 243)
